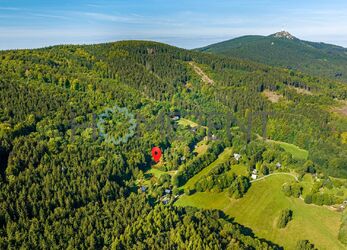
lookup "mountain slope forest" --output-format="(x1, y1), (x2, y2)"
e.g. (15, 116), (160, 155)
(197, 31), (347, 82)
(0, 40), (347, 249)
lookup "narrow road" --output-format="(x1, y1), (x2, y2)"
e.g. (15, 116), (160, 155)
(251, 172), (298, 183)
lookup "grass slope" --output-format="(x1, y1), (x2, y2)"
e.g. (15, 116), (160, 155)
(176, 174), (344, 249)
(268, 139), (309, 160)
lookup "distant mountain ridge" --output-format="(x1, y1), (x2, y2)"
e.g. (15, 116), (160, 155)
(197, 31), (347, 81)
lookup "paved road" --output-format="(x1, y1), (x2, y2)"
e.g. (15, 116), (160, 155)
(251, 172), (298, 183)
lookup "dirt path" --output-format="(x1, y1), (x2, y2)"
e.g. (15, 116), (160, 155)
(188, 61), (214, 85)
(251, 172), (298, 183)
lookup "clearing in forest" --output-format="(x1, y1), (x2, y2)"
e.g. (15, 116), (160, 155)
(262, 90), (283, 103)
(177, 118), (199, 127)
(194, 140), (208, 156)
(188, 61), (214, 85)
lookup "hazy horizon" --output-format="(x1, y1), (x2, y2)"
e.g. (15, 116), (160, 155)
(1, 0), (347, 50)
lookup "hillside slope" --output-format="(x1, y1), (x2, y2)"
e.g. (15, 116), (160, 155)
(197, 31), (347, 82)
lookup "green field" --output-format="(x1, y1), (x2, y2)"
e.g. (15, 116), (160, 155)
(177, 118), (199, 128)
(268, 140), (309, 160)
(182, 147), (233, 189)
(300, 174), (315, 196)
(176, 174), (344, 249)
(226, 164), (248, 176)
(147, 168), (167, 179)
(194, 140), (209, 155)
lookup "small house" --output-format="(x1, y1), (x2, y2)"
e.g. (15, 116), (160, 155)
(165, 189), (171, 194)
(234, 153), (241, 161)
(162, 198), (170, 205)
(276, 162), (282, 169)
(141, 186), (147, 192)
(251, 174), (257, 180)
(191, 127), (197, 133)
(211, 134), (217, 140)
(171, 115), (180, 121)
(252, 169), (258, 175)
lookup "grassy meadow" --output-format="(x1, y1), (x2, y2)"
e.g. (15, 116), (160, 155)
(176, 174), (344, 249)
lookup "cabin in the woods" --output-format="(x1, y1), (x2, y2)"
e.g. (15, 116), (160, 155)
(162, 197), (170, 205)
(251, 169), (258, 180)
(171, 115), (180, 121)
(234, 153), (241, 161)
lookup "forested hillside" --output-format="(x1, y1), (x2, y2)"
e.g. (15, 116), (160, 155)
(197, 31), (347, 82)
(0, 40), (347, 248)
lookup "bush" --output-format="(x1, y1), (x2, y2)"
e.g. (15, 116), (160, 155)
(185, 188), (195, 196)
(282, 183), (302, 198)
(295, 240), (317, 250)
(305, 193), (342, 206)
(336, 190), (344, 197)
(304, 194), (312, 204)
(277, 209), (293, 228)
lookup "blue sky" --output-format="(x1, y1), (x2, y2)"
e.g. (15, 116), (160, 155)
(0, 0), (347, 49)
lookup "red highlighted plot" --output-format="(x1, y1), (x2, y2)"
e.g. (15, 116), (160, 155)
(151, 147), (162, 163)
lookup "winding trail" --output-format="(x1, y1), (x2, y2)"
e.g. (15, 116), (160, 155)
(251, 172), (298, 183)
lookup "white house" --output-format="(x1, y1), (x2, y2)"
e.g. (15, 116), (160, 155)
(171, 115), (180, 121)
(234, 153), (241, 161)
(251, 174), (257, 180)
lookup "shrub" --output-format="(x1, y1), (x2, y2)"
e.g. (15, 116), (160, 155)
(277, 209), (293, 228)
(295, 240), (317, 250)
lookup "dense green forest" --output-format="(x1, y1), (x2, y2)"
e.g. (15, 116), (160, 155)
(1, 40), (347, 248)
